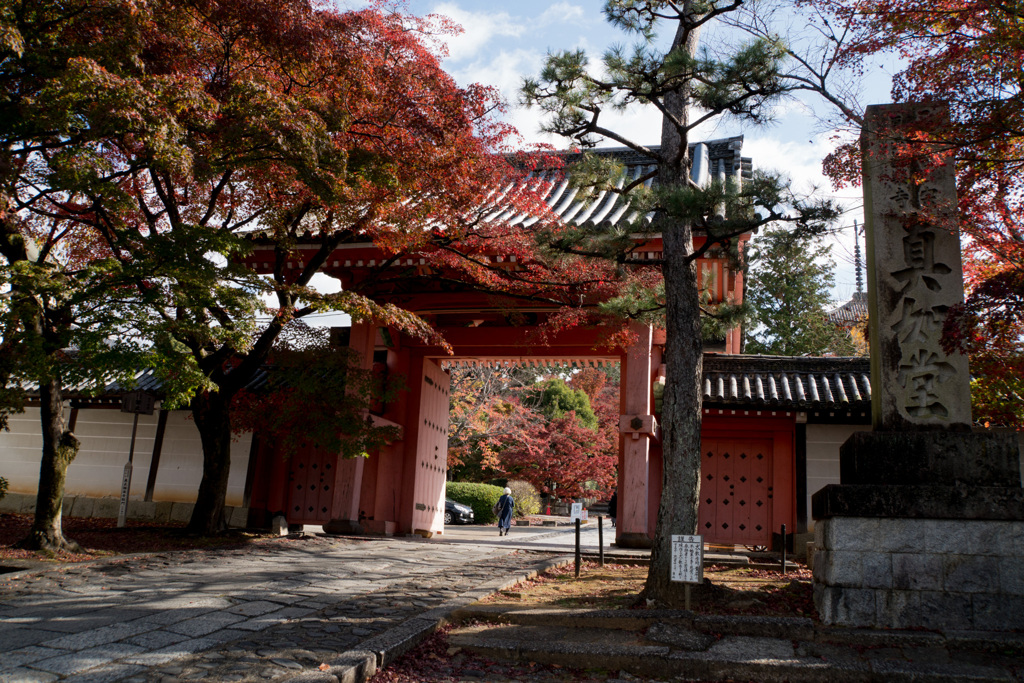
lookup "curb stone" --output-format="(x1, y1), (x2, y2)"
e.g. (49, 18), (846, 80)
(278, 554), (575, 683)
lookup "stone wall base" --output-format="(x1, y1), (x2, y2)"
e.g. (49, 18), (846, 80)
(814, 517), (1024, 630)
(0, 492), (249, 528)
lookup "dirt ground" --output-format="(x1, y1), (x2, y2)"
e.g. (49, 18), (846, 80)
(0, 512), (267, 564)
(483, 560), (816, 618)
(373, 560), (810, 682)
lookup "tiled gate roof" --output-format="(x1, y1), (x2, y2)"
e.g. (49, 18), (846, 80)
(701, 354), (871, 411)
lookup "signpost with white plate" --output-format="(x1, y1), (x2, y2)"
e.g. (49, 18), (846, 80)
(671, 534), (704, 610)
(118, 391), (156, 528)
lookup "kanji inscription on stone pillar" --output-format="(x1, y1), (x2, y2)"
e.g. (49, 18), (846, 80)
(861, 103), (971, 430)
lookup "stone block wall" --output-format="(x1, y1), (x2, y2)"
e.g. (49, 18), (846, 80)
(814, 516), (1024, 630)
(0, 491), (249, 528)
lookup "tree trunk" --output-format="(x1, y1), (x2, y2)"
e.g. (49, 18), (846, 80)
(643, 9), (706, 607)
(16, 375), (82, 552)
(644, 222), (704, 604)
(187, 389), (234, 535)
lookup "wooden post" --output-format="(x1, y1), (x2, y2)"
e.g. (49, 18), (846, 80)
(575, 518), (581, 578)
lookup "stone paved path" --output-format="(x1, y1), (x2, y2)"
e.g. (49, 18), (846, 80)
(0, 534), (555, 683)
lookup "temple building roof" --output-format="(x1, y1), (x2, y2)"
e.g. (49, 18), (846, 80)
(517, 138), (753, 231)
(828, 291), (868, 327)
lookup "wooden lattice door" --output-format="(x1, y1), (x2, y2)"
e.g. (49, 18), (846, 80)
(698, 437), (773, 546)
(287, 442), (335, 524)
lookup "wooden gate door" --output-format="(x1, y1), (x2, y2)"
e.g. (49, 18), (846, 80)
(698, 437), (773, 546)
(411, 361), (451, 535)
(287, 442), (335, 524)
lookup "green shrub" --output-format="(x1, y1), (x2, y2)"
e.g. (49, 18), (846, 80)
(508, 479), (540, 517)
(0, 475), (7, 503)
(446, 481), (504, 524)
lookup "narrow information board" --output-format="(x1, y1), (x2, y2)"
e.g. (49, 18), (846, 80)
(117, 462), (133, 528)
(570, 502), (583, 521)
(671, 535), (704, 583)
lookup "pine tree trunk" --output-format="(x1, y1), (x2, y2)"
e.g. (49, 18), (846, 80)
(16, 375), (82, 552)
(187, 389), (234, 535)
(643, 8), (706, 607)
(644, 222), (704, 605)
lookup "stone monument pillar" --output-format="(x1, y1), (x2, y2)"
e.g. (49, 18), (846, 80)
(812, 103), (1024, 630)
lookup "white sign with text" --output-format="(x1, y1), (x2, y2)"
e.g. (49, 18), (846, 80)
(671, 535), (704, 583)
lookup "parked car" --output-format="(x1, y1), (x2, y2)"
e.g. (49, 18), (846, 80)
(444, 499), (475, 525)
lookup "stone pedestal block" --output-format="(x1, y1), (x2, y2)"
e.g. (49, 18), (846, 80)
(840, 431), (1020, 487)
(363, 519), (396, 536)
(812, 429), (1024, 630)
(814, 517), (1024, 630)
(323, 518), (363, 535)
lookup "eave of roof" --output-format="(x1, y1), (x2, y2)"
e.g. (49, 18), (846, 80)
(828, 292), (868, 325)
(701, 354), (871, 411)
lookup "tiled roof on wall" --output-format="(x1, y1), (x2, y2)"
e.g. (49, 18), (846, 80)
(701, 354), (871, 411)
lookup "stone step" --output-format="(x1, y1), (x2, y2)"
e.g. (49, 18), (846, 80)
(447, 622), (1022, 682)
(452, 604), (1024, 654)
(451, 605), (815, 638)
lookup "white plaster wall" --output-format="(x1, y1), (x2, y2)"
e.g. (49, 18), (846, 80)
(69, 408), (159, 499)
(806, 423), (871, 531)
(0, 407), (252, 506)
(1, 408), (55, 493)
(152, 411), (251, 506)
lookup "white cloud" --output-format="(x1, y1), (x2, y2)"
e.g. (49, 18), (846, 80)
(452, 48), (542, 99)
(430, 2), (524, 63)
(538, 1), (586, 24)
(744, 134), (867, 301)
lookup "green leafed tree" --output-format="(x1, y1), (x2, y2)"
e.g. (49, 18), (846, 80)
(0, 0), (152, 551)
(744, 227), (856, 356)
(522, 0), (842, 605)
(523, 378), (598, 431)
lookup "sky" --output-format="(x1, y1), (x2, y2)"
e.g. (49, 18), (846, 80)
(393, 0), (900, 303)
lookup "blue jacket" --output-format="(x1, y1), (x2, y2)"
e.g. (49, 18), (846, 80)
(496, 494), (514, 528)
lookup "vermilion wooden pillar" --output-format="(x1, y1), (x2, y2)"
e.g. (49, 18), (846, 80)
(368, 345), (410, 534)
(397, 353), (427, 534)
(618, 322), (655, 548)
(324, 321), (375, 534)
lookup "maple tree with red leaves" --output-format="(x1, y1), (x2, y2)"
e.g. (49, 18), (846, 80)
(771, 0), (1024, 426)
(446, 367), (619, 501)
(1, 0), (625, 536)
(499, 409), (616, 501)
(446, 366), (542, 482)
(497, 376), (617, 500)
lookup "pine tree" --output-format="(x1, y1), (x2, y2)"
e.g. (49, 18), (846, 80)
(744, 228), (856, 356)
(523, 0), (841, 605)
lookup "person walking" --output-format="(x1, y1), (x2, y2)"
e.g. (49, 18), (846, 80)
(495, 487), (514, 536)
(608, 490), (617, 528)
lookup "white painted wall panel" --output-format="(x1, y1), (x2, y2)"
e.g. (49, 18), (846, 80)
(67, 409), (158, 499)
(0, 407), (252, 506)
(806, 423), (871, 531)
(1, 409), (50, 493)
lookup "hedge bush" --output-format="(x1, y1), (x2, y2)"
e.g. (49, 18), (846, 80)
(446, 481), (504, 524)
(508, 479), (540, 517)
(0, 475), (7, 503)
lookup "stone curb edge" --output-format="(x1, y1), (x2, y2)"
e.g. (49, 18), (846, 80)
(279, 553), (575, 683)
